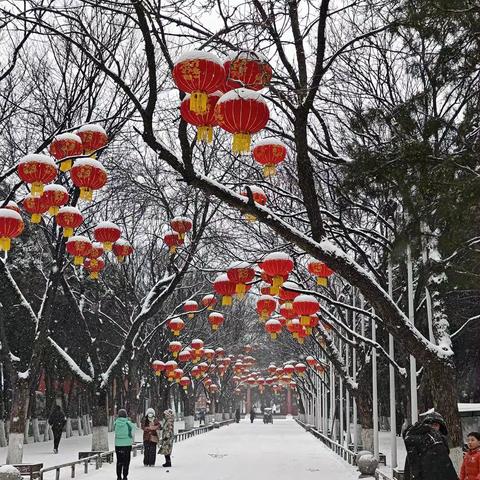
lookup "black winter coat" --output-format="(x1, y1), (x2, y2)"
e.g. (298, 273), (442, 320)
(404, 423), (458, 480)
(48, 408), (66, 432)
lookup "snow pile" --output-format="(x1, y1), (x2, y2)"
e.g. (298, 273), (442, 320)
(18, 154), (56, 166)
(217, 88), (267, 105)
(77, 124), (107, 135)
(175, 50), (223, 65)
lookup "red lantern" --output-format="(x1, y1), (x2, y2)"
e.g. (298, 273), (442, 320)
(70, 158), (107, 202)
(227, 261), (255, 297)
(66, 235), (92, 266)
(215, 347), (225, 358)
(208, 312), (224, 331)
(265, 319), (282, 340)
(84, 257), (105, 280)
(183, 300), (198, 319)
(93, 221), (121, 251)
(213, 273), (236, 306)
(279, 304), (296, 320)
(293, 294), (319, 326)
(306, 356), (318, 368)
(268, 364), (277, 375)
(260, 252), (294, 294)
(224, 52), (272, 91)
(215, 88), (269, 154)
(2, 201), (20, 213)
(180, 92), (221, 143)
(295, 363), (307, 376)
(279, 281), (300, 308)
(76, 124), (108, 155)
(49, 132), (83, 172)
(23, 194), (49, 224)
(308, 259), (334, 286)
(180, 376), (191, 390)
(256, 295), (277, 321)
(204, 348), (216, 361)
(284, 365), (295, 377)
(198, 362), (209, 374)
(88, 242), (104, 259)
(152, 360), (165, 376)
(168, 318), (185, 336)
(172, 50), (225, 113)
(0, 209), (24, 252)
(252, 138), (287, 176)
(217, 364), (226, 377)
(191, 366), (201, 379)
(286, 319), (301, 339)
(201, 294), (217, 310)
(289, 381), (297, 390)
(174, 368), (184, 383)
(163, 230), (183, 254)
(316, 364), (326, 375)
(165, 360), (178, 381)
(43, 185), (69, 216)
(170, 216), (193, 240)
(169, 341), (182, 358)
(17, 154), (57, 196)
(56, 206), (83, 238)
(178, 349), (192, 363)
(112, 239), (134, 263)
(191, 338), (204, 352)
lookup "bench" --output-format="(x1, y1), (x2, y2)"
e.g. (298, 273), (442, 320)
(78, 452), (113, 463)
(393, 468), (404, 480)
(2, 464), (43, 479)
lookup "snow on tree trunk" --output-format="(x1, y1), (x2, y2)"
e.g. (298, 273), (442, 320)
(184, 416), (194, 430)
(91, 391), (109, 452)
(32, 418), (40, 443)
(0, 421), (7, 447)
(65, 418), (72, 438)
(6, 379), (30, 464)
(361, 428), (374, 452)
(77, 417), (84, 436)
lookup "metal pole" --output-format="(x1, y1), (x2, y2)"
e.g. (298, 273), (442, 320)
(372, 312), (379, 460)
(345, 332), (351, 448)
(339, 336), (344, 447)
(407, 244), (418, 423)
(329, 361), (335, 439)
(352, 293), (358, 452)
(388, 260), (398, 468)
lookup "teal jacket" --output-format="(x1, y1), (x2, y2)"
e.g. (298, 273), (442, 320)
(114, 417), (136, 447)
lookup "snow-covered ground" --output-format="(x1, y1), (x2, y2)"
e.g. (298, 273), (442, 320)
(3, 419), (360, 479)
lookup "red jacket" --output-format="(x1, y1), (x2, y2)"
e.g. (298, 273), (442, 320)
(461, 448), (480, 480)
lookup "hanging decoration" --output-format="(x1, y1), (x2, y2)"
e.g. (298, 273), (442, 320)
(0, 208), (24, 252)
(223, 51), (272, 91)
(70, 159), (107, 202)
(56, 206), (83, 238)
(23, 194), (50, 224)
(259, 252), (294, 294)
(168, 318), (185, 336)
(256, 295), (277, 322)
(152, 360), (165, 377)
(252, 138), (287, 176)
(66, 235), (92, 266)
(183, 300), (198, 319)
(201, 294), (217, 310)
(84, 257), (105, 280)
(208, 312), (224, 331)
(76, 124), (109, 156)
(241, 186), (267, 222)
(163, 230), (183, 254)
(112, 239), (134, 263)
(18, 154), (57, 197)
(213, 273), (236, 306)
(49, 132), (83, 172)
(307, 259), (334, 286)
(265, 319), (282, 340)
(43, 185), (69, 216)
(226, 261), (255, 297)
(94, 221), (122, 251)
(169, 341), (183, 358)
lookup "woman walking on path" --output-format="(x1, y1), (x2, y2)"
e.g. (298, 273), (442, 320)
(114, 409), (136, 480)
(48, 405), (66, 454)
(159, 409), (175, 467)
(141, 408), (161, 466)
(460, 432), (480, 480)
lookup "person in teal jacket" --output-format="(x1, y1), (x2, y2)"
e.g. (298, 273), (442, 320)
(114, 409), (136, 480)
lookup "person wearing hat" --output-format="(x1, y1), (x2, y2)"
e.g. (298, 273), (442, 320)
(114, 409), (136, 480)
(141, 408), (161, 466)
(403, 411), (458, 480)
(159, 409), (175, 467)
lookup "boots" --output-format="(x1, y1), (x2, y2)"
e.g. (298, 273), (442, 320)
(162, 455), (172, 467)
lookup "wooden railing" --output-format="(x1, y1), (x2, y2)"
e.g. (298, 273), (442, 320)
(39, 419), (235, 479)
(295, 418), (356, 465)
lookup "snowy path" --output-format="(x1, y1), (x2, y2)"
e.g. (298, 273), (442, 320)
(73, 419), (358, 480)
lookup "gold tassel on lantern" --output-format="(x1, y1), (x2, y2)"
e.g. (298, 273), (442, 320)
(270, 333), (278, 340)
(197, 126), (213, 144)
(63, 227), (73, 238)
(232, 133), (252, 154)
(31, 182), (44, 197)
(190, 91), (208, 113)
(60, 159), (73, 172)
(317, 276), (328, 286)
(74, 256), (84, 266)
(79, 187), (93, 202)
(0, 237), (11, 252)
(31, 213), (42, 224)
(263, 164), (277, 176)
(222, 295), (232, 306)
(300, 315), (310, 326)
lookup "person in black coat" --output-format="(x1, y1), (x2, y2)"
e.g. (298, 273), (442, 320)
(48, 405), (66, 454)
(403, 411), (458, 480)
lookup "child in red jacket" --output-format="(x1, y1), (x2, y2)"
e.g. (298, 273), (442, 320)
(461, 432), (480, 480)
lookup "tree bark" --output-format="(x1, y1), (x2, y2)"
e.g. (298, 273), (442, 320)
(6, 378), (30, 464)
(91, 388), (109, 451)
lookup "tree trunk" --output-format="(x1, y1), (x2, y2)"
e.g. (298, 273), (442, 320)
(91, 389), (109, 451)
(6, 378), (30, 464)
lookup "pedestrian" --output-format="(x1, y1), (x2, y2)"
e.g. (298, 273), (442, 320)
(159, 409), (175, 467)
(460, 431), (480, 480)
(141, 408), (161, 467)
(250, 407), (256, 423)
(199, 409), (206, 426)
(114, 409), (136, 480)
(48, 405), (66, 454)
(403, 411), (458, 480)
(235, 408), (240, 423)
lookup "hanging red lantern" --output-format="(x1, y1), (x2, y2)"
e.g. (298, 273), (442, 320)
(112, 239), (134, 263)
(180, 376), (191, 391)
(152, 360), (165, 376)
(0, 209), (24, 252)
(163, 230), (183, 254)
(295, 363), (307, 376)
(70, 158), (107, 202)
(88, 242), (104, 260)
(168, 318), (185, 336)
(172, 50), (225, 113)
(256, 295), (277, 321)
(279, 281), (300, 308)
(66, 235), (92, 266)
(180, 92), (222, 143)
(208, 312), (224, 331)
(183, 300), (198, 319)
(217, 364), (226, 377)
(43, 185), (69, 216)
(260, 252), (294, 294)
(178, 349), (192, 363)
(227, 261), (255, 297)
(191, 338), (204, 352)
(289, 381), (297, 390)
(284, 364), (295, 377)
(224, 51), (272, 91)
(201, 294), (217, 310)
(93, 221), (121, 251)
(215, 347), (225, 358)
(286, 319), (302, 339)
(241, 186), (267, 222)
(170, 216), (193, 240)
(306, 356), (318, 368)
(275, 367), (284, 377)
(293, 294), (320, 326)
(252, 138), (287, 176)
(316, 364), (326, 375)
(76, 124), (108, 156)
(23, 194), (49, 224)
(191, 366), (202, 379)
(165, 360), (178, 381)
(308, 259), (334, 286)
(2, 201), (20, 213)
(17, 154), (57, 197)
(56, 206), (83, 238)
(198, 362), (209, 374)
(49, 132), (83, 172)
(84, 257), (105, 280)
(215, 88), (269, 154)
(213, 273), (236, 306)
(169, 341), (182, 358)
(267, 364), (277, 375)
(204, 348), (216, 362)
(173, 368), (184, 383)
(265, 319), (282, 340)
(279, 304), (296, 320)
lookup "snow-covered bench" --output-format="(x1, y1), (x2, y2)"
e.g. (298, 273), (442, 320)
(0, 464), (42, 480)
